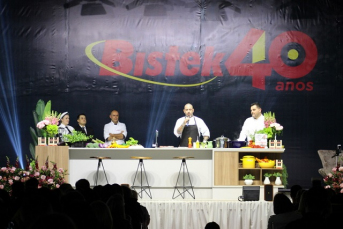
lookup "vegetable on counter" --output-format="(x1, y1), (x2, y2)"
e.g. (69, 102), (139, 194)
(92, 138), (104, 144)
(125, 137), (139, 146)
(108, 141), (130, 148)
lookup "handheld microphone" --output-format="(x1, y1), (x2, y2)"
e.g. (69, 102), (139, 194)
(337, 144), (341, 155)
(332, 144), (342, 158)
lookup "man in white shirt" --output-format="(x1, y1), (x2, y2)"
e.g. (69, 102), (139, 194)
(238, 102), (265, 141)
(174, 103), (210, 147)
(104, 110), (127, 145)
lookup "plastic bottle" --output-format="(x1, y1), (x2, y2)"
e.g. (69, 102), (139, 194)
(196, 137), (200, 148)
(188, 137), (192, 148)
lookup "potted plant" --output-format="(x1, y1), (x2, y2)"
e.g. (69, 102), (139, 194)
(62, 131), (93, 147)
(273, 172), (282, 185)
(263, 173), (272, 184)
(243, 174), (255, 185)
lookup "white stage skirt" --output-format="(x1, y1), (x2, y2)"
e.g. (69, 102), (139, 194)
(140, 200), (273, 229)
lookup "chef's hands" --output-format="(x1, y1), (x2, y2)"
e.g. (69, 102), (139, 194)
(109, 131), (124, 141)
(177, 118), (189, 134)
(184, 116), (190, 125)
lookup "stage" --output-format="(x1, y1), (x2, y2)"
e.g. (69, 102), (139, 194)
(139, 200), (273, 229)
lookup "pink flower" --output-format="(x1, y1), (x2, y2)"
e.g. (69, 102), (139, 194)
(270, 123), (280, 128)
(340, 183), (343, 188)
(8, 179), (13, 185)
(0, 176), (2, 180)
(34, 172), (40, 177)
(325, 185), (331, 189)
(332, 167), (337, 172)
(37, 121), (46, 129)
(56, 184), (60, 188)
(1, 167), (6, 171)
(41, 166), (47, 171)
(339, 167), (343, 172)
(0, 185), (4, 189)
(48, 179), (54, 184)
(40, 175), (46, 180)
(328, 173), (333, 178)
(275, 126), (283, 131)
(51, 117), (59, 125)
(58, 168), (64, 173)
(14, 176), (20, 181)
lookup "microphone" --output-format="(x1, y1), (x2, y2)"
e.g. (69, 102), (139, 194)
(152, 130), (158, 148)
(185, 116), (190, 126)
(337, 144), (341, 156)
(332, 144), (342, 158)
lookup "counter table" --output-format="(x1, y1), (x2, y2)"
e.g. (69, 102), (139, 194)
(36, 146), (284, 200)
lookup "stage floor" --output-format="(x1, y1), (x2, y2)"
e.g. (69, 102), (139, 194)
(139, 200), (273, 229)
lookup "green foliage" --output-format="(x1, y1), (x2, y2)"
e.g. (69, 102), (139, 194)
(273, 172), (282, 177)
(264, 173), (272, 177)
(43, 100), (51, 120)
(125, 137), (139, 146)
(29, 143), (35, 158)
(256, 127), (274, 139)
(86, 143), (100, 148)
(63, 131), (93, 143)
(30, 127), (38, 146)
(35, 99), (45, 121)
(282, 164), (288, 188)
(46, 125), (58, 138)
(30, 99), (57, 158)
(33, 110), (42, 137)
(243, 174), (255, 180)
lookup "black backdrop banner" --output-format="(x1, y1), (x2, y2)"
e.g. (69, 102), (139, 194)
(1, 0), (343, 188)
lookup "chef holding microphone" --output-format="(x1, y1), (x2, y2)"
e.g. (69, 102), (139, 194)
(173, 103), (210, 147)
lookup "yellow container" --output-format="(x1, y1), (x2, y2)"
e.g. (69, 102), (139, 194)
(258, 160), (275, 168)
(240, 155), (256, 168)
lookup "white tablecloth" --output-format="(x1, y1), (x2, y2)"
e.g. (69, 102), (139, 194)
(140, 200), (274, 229)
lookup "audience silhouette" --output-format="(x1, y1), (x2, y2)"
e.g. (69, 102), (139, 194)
(0, 178), (152, 229)
(205, 221), (220, 229)
(267, 192), (302, 229)
(2, 179), (343, 229)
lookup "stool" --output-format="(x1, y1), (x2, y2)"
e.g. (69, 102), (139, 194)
(131, 156), (152, 199)
(90, 156), (111, 186)
(172, 156), (195, 199)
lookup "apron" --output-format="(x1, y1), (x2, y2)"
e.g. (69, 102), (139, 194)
(179, 117), (199, 147)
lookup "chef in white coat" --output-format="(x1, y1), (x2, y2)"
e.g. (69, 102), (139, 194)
(104, 110), (127, 145)
(174, 103), (210, 147)
(238, 102), (265, 141)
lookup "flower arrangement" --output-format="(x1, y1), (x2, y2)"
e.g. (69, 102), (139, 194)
(30, 100), (61, 158)
(36, 111), (61, 137)
(0, 156), (67, 194)
(324, 166), (343, 193)
(256, 111), (283, 139)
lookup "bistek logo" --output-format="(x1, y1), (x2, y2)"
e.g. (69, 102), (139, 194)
(86, 28), (317, 91)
